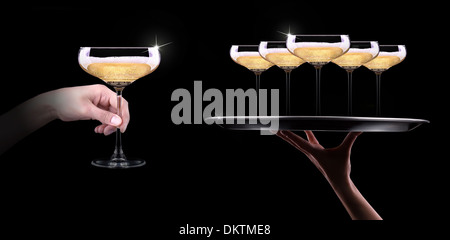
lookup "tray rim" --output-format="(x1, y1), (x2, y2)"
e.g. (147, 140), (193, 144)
(206, 115), (430, 124)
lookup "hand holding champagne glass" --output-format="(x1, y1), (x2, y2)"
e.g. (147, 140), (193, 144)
(78, 47), (160, 168)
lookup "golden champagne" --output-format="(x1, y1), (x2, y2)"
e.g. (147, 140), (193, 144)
(265, 52), (305, 70)
(86, 63), (152, 88)
(236, 56), (274, 72)
(293, 47), (343, 65)
(363, 55), (402, 73)
(332, 52), (374, 71)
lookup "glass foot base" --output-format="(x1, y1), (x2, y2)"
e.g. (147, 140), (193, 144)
(91, 158), (146, 169)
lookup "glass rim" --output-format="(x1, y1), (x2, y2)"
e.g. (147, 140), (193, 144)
(260, 40), (285, 43)
(378, 44), (406, 47)
(350, 40), (378, 43)
(231, 44), (259, 47)
(79, 46), (158, 49)
(288, 34), (349, 37)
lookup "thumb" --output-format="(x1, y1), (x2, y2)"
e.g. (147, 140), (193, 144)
(89, 106), (122, 127)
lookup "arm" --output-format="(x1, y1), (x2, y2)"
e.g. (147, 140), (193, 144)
(276, 130), (382, 220)
(0, 92), (55, 155)
(0, 84), (130, 155)
(329, 177), (382, 220)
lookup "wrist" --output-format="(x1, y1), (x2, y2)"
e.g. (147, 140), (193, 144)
(328, 175), (353, 192)
(328, 176), (382, 220)
(29, 91), (59, 123)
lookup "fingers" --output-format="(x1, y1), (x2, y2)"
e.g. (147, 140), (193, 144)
(94, 124), (116, 136)
(103, 99), (129, 133)
(340, 132), (362, 151)
(276, 131), (306, 153)
(90, 84), (130, 133)
(276, 130), (315, 155)
(304, 130), (320, 146)
(119, 98), (130, 133)
(91, 99), (129, 135)
(89, 106), (122, 127)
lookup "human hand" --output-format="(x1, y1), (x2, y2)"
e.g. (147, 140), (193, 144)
(275, 130), (361, 185)
(44, 84), (130, 135)
(275, 130), (382, 220)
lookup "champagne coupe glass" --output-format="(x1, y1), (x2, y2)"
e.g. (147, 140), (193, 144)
(230, 45), (274, 93)
(363, 45), (406, 116)
(332, 41), (379, 115)
(78, 47), (160, 168)
(259, 41), (305, 115)
(287, 34), (350, 115)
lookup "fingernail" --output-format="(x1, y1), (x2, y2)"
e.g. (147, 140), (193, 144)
(110, 115), (122, 126)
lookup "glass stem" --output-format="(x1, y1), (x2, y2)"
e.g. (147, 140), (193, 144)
(255, 72), (261, 93)
(347, 70), (353, 116)
(315, 66), (322, 116)
(111, 87), (126, 161)
(255, 72), (261, 115)
(285, 70), (291, 116)
(375, 72), (382, 117)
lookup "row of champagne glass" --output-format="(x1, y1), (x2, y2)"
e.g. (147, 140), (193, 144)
(230, 35), (406, 116)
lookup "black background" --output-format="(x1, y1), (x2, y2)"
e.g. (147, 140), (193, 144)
(0, 0), (445, 236)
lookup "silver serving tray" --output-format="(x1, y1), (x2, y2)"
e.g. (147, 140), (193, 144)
(206, 116), (429, 132)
